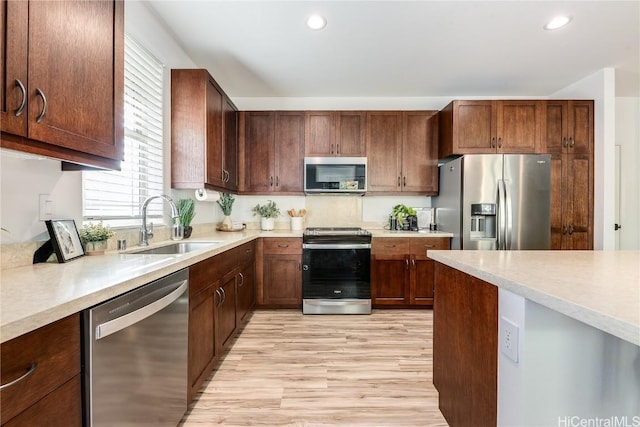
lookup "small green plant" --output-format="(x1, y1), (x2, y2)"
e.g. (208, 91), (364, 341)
(217, 193), (235, 216)
(79, 222), (115, 243)
(391, 204), (416, 227)
(176, 198), (195, 227)
(252, 200), (280, 218)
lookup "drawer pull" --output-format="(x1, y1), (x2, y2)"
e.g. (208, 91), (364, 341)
(0, 363), (37, 391)
(277, 244), (289, 248)
(424, 245), (435, 248)
(384, 244), (396, 248)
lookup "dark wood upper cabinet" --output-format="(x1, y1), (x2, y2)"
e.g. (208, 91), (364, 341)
(439, 100), (542, 157)
(366, 111), (403, 192)
(367, 111), (438, 194)
(171, 69), (238, 192)
(0, 0), (124, 169)
(240, 111), (304, 194)
(304, 111), (366, 157)
(542, 100), (593, 155)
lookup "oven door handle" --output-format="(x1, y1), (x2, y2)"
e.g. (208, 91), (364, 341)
(302, 243), (371, 250)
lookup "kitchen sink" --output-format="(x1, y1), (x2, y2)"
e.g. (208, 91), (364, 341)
(127, 241), (223, 255)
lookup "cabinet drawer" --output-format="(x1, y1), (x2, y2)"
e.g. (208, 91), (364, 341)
(411, 238), (451, 260)
(1, 314), (80, 424)
(263, 238), (302, 254)
(3, 375), (82, 427)
(371, 238), (410, 256)
(189, 257), (218, 296)
(236, 241), (255, 266)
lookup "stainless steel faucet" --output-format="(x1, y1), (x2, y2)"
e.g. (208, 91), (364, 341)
(140, 194), (180, 246)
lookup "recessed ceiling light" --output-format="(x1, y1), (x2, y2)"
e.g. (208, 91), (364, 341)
(307, 14), (327, 30)
(544, 15), (572, 30)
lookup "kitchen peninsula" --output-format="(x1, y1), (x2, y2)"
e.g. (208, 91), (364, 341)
(429, 250), (640, 427)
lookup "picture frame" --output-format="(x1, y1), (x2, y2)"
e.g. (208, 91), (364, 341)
(45, 219), (85, 263)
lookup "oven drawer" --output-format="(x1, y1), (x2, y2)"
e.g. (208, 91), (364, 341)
(264, 238), (302, 254)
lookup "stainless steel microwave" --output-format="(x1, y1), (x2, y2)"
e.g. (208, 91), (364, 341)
(304, 157), (367, 194)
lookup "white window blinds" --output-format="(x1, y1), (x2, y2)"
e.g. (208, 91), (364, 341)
(83, 35), (164, 225)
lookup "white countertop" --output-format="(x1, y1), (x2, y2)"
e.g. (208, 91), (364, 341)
(428, 250), (640, 346)
(370, 229), (453, 238)
(0, 228), (452, 344)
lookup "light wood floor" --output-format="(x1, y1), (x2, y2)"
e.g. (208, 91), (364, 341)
(180, 309), (448, 426)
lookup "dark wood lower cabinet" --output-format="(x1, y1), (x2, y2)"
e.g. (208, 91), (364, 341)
(215, 270), (238, 356)
(371, 237), (450, 307)
(0, 314), (81, 426)
(433, 262), (497, 427)
(187, 241), (256, 404)
(258, 238), (302, 308)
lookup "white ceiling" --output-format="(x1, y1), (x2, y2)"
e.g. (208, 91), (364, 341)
(145, 1), (640, 99)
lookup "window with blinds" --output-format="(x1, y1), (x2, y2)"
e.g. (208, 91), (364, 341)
(83, 35), (164, 226)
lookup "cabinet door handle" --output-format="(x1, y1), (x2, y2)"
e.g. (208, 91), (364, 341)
(491, 137), (496, 148)
(223, 170), (230, 182)
(215, 288), (222, 306)
(238, 272), (244, 286)
(568, 225), (574, 235)
(569, 137), (575, 148)
(221, 287), (226, 305)
(14, 79), (26, 117)
(270, 176), (273, 187)
(336, 144), (339, 154)
(403, 176), (406, 187)
(276, 176), (279, 187)
(411, 258), (416, 268)
(397, 177), (401, 187)
(35, 88), (47, 123)
(405, 258), (410, 270)
(497, 137), (503, 148)
(563, 137), (568, 148)
(330, 144), (334, 154)
(0, 363), (37, 391)
(562, 225), (568, 235)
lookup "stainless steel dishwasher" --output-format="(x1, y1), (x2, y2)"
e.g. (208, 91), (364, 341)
(83, 268), (189, 426)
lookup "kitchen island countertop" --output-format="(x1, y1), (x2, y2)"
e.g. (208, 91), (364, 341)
(428, 250), (640, 346)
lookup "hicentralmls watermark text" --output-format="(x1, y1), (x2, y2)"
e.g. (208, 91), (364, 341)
(558, 416), (640, 427)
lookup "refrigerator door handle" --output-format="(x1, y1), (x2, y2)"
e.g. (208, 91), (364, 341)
(497, 179), (507, 250)
(503, 179), (513, 249)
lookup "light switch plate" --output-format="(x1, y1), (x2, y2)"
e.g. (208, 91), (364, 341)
(39, 194), (54, 221)
(500, 316), (519, 363)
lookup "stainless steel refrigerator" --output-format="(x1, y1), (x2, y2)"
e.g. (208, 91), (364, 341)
(433, 154), (551, 250)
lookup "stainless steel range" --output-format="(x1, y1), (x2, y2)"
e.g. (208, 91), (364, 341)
(302, 227), (372, 314)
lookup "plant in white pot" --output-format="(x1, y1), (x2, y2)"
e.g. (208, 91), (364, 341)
(216, 193), (235, 230)
(79, 222), (115, 255)
(252, 200), (280, 231)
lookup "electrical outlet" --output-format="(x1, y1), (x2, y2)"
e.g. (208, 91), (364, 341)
(500, 316), (519, 363)
(39, 194), (54, 221)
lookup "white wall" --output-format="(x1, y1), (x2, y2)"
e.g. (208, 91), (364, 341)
(615, 97), (640, 249)
(551, 68), (616, 250)
(498, 289), (640, 427)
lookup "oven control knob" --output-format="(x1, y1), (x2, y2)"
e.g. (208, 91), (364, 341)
(302, 265), (309, 271)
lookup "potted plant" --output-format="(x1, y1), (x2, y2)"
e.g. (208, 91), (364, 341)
(217, 193), (235, 230)
(252, 200), (280, 231)
(390, 204), (416, 230)
(79, 222), (115, 255)
(177, 198), (195, 238)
